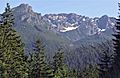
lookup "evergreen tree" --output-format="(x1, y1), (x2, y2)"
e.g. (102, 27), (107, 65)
(0, 60), (4, 78)
(68, 69), (81, 78)
(82, 64), (99, 78)
(112, 3), (120, 78)
(0, 3), (28, 78)
(53, 49), (69, 78)
(28, 40), (54, 78)
(98, 49), (112, 78)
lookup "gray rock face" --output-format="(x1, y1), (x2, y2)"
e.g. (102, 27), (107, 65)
(12, 4), (43, 25)
(43, 13), (115, 41)
(13, 4), (33, 13)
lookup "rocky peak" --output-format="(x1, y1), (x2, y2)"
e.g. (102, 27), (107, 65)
(13, 4), (43, 24)
(13, 4), (33, 13)
(97, 15), (109, 29)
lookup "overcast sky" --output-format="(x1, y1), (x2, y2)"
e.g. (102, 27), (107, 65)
(0, 0), (119, 17)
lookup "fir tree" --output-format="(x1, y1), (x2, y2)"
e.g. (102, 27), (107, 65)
(112, 3), (120, 78)
(53, 49), (69, 78)
(82, 64), (99, 78)
(0, 3), (28, 78)
(67, 69), (80, 78)
(98, 49), (112, 78)
(28, 40), (54, 78)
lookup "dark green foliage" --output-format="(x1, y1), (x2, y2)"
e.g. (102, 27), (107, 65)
(82, 64), (99, 78)
(0, 61), (4, 78)
(98, 49), (113, 78)
(52, 50), (70, 78)
(111, 3), (120, 78)
(53, 50), (64, 70)
(0, 3), (28, 78)
(68, 69), (82, 78)
(28, 40), (54, 78)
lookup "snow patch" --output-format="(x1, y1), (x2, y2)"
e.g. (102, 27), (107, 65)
(52, 24), (57, 27)
(98, 28), (101, 32)
(111, 22), (115, 26)
(98, 28), (106, 32)
(83, 18), (86, 21)
(60, 26), (79, 32)
(71, 23), (75, 26)
(47, 19), (51, 22)
(91, 19), (94, 22)
(101, 29), (106, 31)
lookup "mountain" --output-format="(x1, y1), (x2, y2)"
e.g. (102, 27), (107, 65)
(0, 4), (116, 69)
(43, 13), (115, 41)
(11, 4), (116, 42)
(11, 4), (71, 57)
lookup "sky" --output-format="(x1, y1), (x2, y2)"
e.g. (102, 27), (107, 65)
(0, 0), (119, 17)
